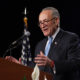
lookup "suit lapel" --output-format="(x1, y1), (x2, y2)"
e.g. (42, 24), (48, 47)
(48, 29), (64, 59)
(41, 37), (48, 54)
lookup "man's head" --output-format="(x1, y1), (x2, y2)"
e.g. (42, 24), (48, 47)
(39, 7), (60, 36)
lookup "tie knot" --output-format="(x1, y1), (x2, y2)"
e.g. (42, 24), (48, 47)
(48, 36), (53, 43)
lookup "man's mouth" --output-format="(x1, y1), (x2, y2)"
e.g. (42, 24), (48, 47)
(43, 28), (48, 32)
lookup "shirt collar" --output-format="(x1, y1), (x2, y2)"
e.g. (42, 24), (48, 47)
(48, 27), (60, 42)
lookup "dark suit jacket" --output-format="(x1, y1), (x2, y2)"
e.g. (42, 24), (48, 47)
(35, 29), (80, 80)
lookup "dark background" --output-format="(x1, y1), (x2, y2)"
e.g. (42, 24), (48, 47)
(0, 0), (80, 58)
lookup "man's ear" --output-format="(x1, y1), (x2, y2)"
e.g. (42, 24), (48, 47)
(55, 17), (59, 26)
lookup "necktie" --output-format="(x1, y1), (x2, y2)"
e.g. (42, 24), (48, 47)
(21, 28), (32, 66)
(45, 37), (53, 56)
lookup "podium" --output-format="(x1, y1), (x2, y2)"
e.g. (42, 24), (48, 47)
(0, 58), (53, 80)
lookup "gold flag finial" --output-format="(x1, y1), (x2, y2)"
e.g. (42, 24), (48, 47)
(24, 17), (28, 28)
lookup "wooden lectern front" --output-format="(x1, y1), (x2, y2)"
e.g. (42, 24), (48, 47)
(0, 58), (53, 80)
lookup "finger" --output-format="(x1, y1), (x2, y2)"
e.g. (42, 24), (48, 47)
(34, 60), (45, 63)
(37, 63), (46, 66)
(19, 57), (22, 63)
(5, 56), (11, 59)
(36, 54), (45, 58)
(34, 59), (46, 64)
(35, 56), (46, 61)
(36, 51), (44, 57)
(40, 51), (44, 56)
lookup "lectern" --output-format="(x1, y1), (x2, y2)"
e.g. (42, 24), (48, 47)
(0, 58), (53, 80)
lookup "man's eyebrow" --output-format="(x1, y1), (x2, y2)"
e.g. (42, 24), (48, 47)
(39, 19), (48, 22)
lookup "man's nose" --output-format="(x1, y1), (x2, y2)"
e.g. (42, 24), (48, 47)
(41, 23), (46, 28)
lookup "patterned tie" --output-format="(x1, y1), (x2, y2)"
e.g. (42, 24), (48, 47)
(45, 37), (53, 56)
(21, 28), (32, 66)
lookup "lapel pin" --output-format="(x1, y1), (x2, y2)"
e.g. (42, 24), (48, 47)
(54, 41), (58, 45)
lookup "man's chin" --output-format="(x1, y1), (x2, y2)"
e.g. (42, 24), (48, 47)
(43, 33), (49, 37)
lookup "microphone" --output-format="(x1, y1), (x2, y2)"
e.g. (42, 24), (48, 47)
(9, 31), (30, 48)
(9, 35), (24, 48)
(3, 35), (24, 58)
(3, 31), (31, 58)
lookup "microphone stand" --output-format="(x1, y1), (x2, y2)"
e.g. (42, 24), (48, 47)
(3, 38), (22, 58)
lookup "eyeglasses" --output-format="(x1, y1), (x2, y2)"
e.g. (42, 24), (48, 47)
(38, 17), (56, 27)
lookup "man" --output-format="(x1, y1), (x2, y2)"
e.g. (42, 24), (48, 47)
(34, 7), (80, 80)
(6, 7), (80, 80)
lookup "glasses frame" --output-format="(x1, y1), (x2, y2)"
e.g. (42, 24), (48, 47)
(38, 17), (56, 27)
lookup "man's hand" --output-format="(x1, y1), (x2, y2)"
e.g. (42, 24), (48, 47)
(5, 56), (21, 64)
(34, 51), (53, 67)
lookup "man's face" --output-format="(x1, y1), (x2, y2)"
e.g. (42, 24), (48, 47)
(39, 10), (59, 36)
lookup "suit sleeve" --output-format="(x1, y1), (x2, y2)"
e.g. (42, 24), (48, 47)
(54, 34), (80, 74)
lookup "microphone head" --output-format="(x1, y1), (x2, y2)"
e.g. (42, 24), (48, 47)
(9, 35), (24, 48)
(24, 30), (30, 36)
